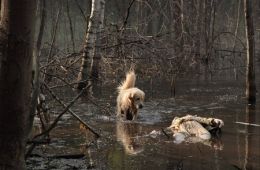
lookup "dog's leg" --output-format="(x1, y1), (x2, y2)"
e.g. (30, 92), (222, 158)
(126, 108), (133, 120)
(132, 110), (138, 120)
(132, 114), (136, 121)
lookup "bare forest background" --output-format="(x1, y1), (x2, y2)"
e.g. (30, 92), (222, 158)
(0, 0), (260, 169)
(38, 0), (260, 85)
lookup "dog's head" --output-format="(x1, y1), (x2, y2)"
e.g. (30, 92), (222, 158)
(129, 88), (145, 110)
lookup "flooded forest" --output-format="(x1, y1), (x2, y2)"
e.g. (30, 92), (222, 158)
(0, 0), (260, 170)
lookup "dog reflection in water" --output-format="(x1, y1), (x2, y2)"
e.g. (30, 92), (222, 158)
(168, 115), (224, 150)
(116, 121), (143, 155)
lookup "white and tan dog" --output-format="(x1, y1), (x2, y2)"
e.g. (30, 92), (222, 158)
(116, 71), (145, 120)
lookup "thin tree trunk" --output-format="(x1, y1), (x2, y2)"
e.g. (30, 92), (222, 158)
(77, 0), (105, 89)
(210, 0), (216, 48)
(43, 6), (61, 83)
(0, 0), (36, 169)
(244, 0), (256, 104)
(233, 0), (241, 50)
(66, 0), (75, 52)
(36, 0), (46, 54)
(91, 0), (105, 81)
(29, 0), (46, 137)
(204, 0), (211, 80)
(171, 0), (184, 85)
(193, 0), (203, 78)
(173, 0), (184, 54)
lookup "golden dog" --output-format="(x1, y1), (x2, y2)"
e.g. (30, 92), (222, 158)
(116, 71), (145, 120)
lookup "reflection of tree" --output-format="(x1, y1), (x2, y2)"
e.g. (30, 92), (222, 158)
(244, 0), (256, 104)
(116, 121), (143, 155)
(244, 105), (255, 170)
(80, 124), (99, 168)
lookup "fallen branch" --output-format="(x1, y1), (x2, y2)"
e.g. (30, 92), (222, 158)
(49, 80), (88, 89)
(161, 128), (170, 139)
(28, 153), (85, 159)
(86, 96), (112, 116)
(27, 139), (50, 145)
(43, 83), (100, 138)
(32, 85), (89, 140)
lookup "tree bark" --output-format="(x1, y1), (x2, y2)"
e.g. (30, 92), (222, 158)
(0, 0), (36, 169)
(77, 0), (105, 89)
(244, 0), (256, 104)
(91, 0), (105, 81)
(233, 0), (241, 50)
(66, 0), (75, 52)
(203, 0), (213, 81)
(173, 0), (184, 54)
(43, 6), (61, 83)
(29, 0), (46, 137)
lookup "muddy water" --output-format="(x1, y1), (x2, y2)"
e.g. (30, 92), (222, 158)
(27, 80), (260, 170)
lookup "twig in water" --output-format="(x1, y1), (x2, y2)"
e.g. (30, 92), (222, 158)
(28, 153), (85, 159)
(32, 85), (89, 140)
(43, 83), (100, 138)
(161, 128), (171, 139)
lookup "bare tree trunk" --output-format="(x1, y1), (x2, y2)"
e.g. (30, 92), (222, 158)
(43, 6), (61, 83)
(29, 0), (46, 137)
(91, 0), (105, 81)
(66, 0), (75, 52)
(204, 0), (211, 80)
(171, 0), (184, 85)
(244, 0), (256, 104)
(77, 0), (105, 89)
(173, 0), (184, 55)
(233, 0), (241, 50)
(193, 0), (203, 78)
(0, 0), (36, 169)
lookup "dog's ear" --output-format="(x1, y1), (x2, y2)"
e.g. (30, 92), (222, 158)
(128, 92), (136, 104)
(129, 96), (134, 102)
(128, 91), (135, 100)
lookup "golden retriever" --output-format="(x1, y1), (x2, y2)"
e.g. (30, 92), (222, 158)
(116, 71), (145, 120)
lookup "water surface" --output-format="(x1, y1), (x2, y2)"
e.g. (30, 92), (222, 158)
(27, 80), (260, 170)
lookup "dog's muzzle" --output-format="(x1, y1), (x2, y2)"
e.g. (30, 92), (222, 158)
(138, 104), (143, 109)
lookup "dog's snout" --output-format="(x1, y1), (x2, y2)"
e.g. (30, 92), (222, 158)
(139, 104), (143, 109)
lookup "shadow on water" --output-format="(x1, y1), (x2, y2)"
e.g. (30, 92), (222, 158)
(27, 80), (260, 170)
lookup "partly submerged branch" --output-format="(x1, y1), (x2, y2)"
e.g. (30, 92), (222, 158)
(42, 83), (100, 138)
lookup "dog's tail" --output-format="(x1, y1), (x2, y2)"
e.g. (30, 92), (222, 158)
(118, 71), (136, 91)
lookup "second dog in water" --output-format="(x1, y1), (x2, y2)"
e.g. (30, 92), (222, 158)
(116, 71), (145, 120)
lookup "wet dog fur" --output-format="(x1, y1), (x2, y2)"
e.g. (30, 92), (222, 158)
(116, 71), (145, 120)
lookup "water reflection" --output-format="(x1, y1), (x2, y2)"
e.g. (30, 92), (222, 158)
(116, 121), (144, 155)
(27, 80), (260, 170)
(244, 105), (256, 170)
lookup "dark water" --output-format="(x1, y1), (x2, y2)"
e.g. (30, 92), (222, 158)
(27, 80), (260, 170)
